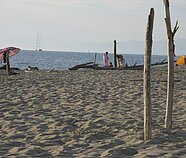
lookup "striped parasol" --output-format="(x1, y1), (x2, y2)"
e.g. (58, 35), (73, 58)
(0, 47), (20, 61)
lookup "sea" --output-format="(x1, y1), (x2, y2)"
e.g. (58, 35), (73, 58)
(7, 50), (167, 70)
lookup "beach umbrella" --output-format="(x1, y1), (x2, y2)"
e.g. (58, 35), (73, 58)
(0, 47), (20, 61)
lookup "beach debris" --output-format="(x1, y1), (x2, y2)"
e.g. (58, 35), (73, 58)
(25, 66), (39, 72)
(69, 60), (170, 71)
(69, 62), (98, 70)
(48, 68), (55, 72)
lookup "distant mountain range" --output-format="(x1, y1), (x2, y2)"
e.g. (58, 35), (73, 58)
(98, 38), (186, 55)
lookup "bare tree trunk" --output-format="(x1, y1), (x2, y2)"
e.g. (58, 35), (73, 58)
(144, 8), (154, 140)
(163, 0), (179, 128)
(114, 40), (117, 67)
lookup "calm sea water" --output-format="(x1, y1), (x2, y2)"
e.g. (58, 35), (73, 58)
(7, 50), (167, 70)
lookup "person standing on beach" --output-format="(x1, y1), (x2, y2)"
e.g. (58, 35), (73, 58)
(103, 52), (109, 67)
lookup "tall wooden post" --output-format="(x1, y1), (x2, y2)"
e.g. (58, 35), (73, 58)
(163, 0), (179, 129)
(114, 40), (117, 67)
(5, 52), (10, 76)
(144, 8), (154, 140)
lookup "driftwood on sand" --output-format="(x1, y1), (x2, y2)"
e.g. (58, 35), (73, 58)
(69, 62), (98, 70)
(69, 59), (171, 71)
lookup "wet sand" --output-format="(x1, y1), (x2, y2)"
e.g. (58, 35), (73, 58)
(0, 67), (185, 157)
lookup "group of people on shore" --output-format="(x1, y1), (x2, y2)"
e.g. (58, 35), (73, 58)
(103, 52), (113, 67)
(103, 52), (125, 67)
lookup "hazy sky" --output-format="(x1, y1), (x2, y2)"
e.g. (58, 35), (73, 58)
(0, 0), (185, 52)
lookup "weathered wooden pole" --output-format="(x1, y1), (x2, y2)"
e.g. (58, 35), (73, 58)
(163, 0), (179, 129)
(94, 52), (97, 64)
(114, 40), (117, 67)
(144, 8), (154, 140)
(5, 52), (10, 76)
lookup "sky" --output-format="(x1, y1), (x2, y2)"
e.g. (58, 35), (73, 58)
(0, 0), (186, 53)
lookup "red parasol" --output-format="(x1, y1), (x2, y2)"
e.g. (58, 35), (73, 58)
(0, 47), (20, 61)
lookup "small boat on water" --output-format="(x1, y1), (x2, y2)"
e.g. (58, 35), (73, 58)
(35, 31), (43, 51)
(35, 48), (43, 51)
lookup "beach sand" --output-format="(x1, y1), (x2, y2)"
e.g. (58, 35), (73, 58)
(0, 67), (185, 157)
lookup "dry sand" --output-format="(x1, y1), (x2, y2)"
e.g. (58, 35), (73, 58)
(0, 66), (185, 157)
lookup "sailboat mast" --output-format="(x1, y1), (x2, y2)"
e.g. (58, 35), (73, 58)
(35, 31), (42, 51)
(36, 31), (39, 51)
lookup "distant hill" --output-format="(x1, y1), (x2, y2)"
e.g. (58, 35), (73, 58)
(98, 38), (186, 55)
(153, 38), (186, 55)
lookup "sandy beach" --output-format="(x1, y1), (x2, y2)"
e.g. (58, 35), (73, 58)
(0, 66), (185, 157)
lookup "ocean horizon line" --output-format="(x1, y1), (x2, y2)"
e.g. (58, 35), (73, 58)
(20, 49), (169, 56)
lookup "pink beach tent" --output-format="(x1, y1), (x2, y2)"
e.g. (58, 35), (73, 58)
(0, 47), (20, 61)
